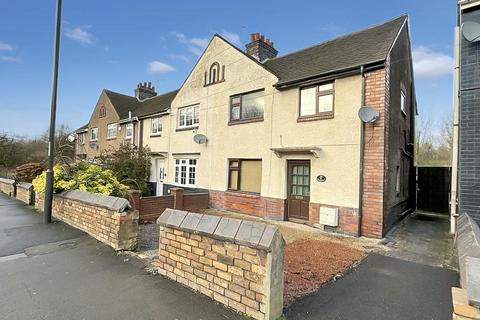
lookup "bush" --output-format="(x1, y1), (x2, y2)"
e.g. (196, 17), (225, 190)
(32, 162), (129, 197)
(14, 162), (45, 182)
(98, 143), (152, 195)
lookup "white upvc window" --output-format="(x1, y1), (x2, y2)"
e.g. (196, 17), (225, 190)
(107, 123), (117, 139)
(401, 89), (407, 115)
(125, 123), (133, 139)
(78, 133), (85, 144)
(90, 128), (98, 141)
(151, 117), (162, 135)
(178, 104), (200, 129)
(174, 158), (197, 186)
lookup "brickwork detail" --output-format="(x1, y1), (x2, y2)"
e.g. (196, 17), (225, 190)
(156, 210), (285, 320)
(309, 203), (359, 236)
(36, 192), (139, 250)
(16, 182), (34, 205)
(209, 190), (285, 221)
(362, 68), (387, 238)
(0, 178), (16, 197)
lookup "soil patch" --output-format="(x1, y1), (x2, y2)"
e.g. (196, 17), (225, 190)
(284, 238), (365, 306)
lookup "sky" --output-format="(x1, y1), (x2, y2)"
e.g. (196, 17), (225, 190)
(0, 0), (455, 137)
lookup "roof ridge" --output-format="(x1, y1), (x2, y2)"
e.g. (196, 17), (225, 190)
(266, 14), (408, 63)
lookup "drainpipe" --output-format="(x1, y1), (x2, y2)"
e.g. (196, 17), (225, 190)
(357, 66), (366, 237)
(451, 11), (461, 234)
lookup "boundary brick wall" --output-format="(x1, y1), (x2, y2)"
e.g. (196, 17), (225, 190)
(155, 209), (285, 320)
(209, 190), (285, 221)
(0, 178), (16, 197)
(36, 190), (138, 250)
(16, 182), (34, 205)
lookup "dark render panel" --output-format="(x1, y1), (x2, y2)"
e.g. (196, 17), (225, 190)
(460, 10), (480, 224)
(384, 25), (415, 232)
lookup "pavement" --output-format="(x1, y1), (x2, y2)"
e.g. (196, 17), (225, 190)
(0, 193), (245, 320)
(285, 212), (460, 320)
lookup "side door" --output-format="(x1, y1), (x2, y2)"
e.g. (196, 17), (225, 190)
(287, 160), (311, 221)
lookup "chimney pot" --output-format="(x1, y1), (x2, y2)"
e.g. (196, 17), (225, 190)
(135, 81), (157, 101)
(148, 81), (152, 88)
(246, 32), (278, 61)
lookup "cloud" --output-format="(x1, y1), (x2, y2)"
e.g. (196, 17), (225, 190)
(147, 61), (175, 74)
(220, 30), (241, 46)
(0, 56), (21, 62)
(169, 54), (190, 62)
(413, 46), (454, 78)
(0, 42), (13, 51)
(172, 32), (209, 56)
(65, 26), (94, 45)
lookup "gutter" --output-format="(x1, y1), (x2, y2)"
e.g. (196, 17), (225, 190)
(358, 65), (366, 237)
(274, 61), (385, 90)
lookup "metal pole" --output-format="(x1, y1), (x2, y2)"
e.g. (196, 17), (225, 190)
(44, 0), (63, 224)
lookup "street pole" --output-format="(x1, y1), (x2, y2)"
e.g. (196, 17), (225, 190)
(44, 0), (63, 224)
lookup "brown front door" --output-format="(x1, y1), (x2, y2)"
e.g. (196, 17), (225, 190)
(287, 160), (310, 221)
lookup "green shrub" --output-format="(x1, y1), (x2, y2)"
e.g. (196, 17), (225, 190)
(32, 162), (129, 197)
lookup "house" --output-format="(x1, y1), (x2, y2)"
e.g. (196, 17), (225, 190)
(75, 14), (416, 239)
(451, 0), (480, 231)
(74, 83), (177, 161)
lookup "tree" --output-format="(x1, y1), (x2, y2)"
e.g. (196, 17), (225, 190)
(97, 143), (152, 195)
(415, 113), (453, 166)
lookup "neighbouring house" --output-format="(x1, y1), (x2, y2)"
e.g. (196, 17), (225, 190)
(75, 14), (416, 238)
(451, 0), (480, 230)
(74, 83), (177, 161)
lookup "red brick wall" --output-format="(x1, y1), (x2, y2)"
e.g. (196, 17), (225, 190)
(139, 195), (174, 224)
(361, 68), (387, 238)
(184, 193), (209, 212)
(309, 203), (359, 236)
(209, 190), (285, 221)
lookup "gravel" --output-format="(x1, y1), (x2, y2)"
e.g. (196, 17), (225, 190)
(137, 223), (159, 258)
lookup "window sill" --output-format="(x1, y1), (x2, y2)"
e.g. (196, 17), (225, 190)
(204, 79), (225, 87)
(150, 133), (162, 137)
(225, 190), (261, 198)
(176, 126), (199, 132)
(297, 112), (334, 122)
(228, 117), (264, 126)
(106, 137), (117, 140)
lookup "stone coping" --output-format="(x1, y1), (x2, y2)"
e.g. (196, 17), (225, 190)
(467, 256), (480, 308)
(157, 208), (283, 252)
(16, 182), (33, 190)
(0, 178), (15, 185)
(56, 190), (131, 213)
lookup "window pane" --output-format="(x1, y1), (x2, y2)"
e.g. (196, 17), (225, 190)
(231, 106), (240, 120)
(194, 106), (199, 124)
(318, 94), (333, 112)
(229, 170), (238, 190)
(300, 87), (316, 116)
(401, 91), (406, 113)
(186, 108), (193, 126)
(319, 83), (333, 92)
(241, 91), (264, 119)
(239, 160), (262, 193)
(231, 96), (241, 104)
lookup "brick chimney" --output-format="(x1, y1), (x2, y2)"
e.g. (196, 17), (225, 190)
(134, 82), (157, 101)
(245, 33), (278, 62)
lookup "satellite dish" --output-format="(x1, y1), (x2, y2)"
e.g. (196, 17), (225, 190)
(358, 106), (379, 123)
(193, 134), (208, 144)
(462, 21), (480, 42)
(67, 134), (76, 142)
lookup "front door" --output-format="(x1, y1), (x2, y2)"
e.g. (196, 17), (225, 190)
(155, 158), (165, 196)
(287, 160), (311, 221)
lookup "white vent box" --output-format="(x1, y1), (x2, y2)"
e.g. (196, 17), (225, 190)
(319, 207), (339, 227)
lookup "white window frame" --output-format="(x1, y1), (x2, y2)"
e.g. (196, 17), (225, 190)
(400, 89), (407, 115)
(174, 158), (197, 187)
(178, 104), (200, 129)
(125, 123), (133, 139)
(77, 133), (85, 144)
(151, 117), (162, 136)
(107, 123), (118, 139)
(90, 128), (98, 141)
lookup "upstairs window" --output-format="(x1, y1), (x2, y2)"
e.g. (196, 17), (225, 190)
(90, 128), (98, 141)
(125, 123), (133, 139)
(228, 159), (262, 194)
(175, 158), (197, 186)
(299, 82), (334, 120)
(205, 62), (225, 86)
(230, 90), (265, 123)
(178, 104), (200, 129)
(151, 117), (162, 135)
(107, 123), (117, 139)
(99, 106), (106, 118)
(401, 89), (407, 115)
(77, 133), (85, 144)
